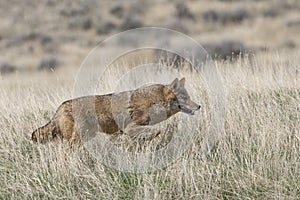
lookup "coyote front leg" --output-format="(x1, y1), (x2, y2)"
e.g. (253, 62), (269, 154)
(124, 122), (161, 142)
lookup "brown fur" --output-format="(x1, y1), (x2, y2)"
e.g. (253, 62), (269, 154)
(31, 78), (200, 145)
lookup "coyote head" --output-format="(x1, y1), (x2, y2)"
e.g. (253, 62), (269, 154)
(164, 78), (201, 115)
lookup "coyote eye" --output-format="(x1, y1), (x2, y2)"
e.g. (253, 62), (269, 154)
(171, 97), (177, 102)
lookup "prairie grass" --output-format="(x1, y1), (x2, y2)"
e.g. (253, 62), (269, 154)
(0, 52), (299, 199)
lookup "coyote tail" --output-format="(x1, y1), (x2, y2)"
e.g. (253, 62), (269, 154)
(31, 121), (57, 143)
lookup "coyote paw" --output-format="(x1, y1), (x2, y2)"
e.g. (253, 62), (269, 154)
(132, 130), (161, 142)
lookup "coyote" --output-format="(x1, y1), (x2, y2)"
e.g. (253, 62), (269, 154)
(31, 78), (200, 145)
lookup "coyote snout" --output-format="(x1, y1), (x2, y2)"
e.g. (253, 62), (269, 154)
(31, 77), (200, 144)
(178, 99), (201, 115)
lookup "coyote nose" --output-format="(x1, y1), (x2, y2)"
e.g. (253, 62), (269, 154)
(196, 105), (201, 110)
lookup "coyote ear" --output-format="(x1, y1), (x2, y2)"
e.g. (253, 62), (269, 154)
(179, 77), (185, 87)
(169, 78), (179, 91)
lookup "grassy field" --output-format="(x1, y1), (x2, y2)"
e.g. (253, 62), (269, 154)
(0, 51), (299, 199)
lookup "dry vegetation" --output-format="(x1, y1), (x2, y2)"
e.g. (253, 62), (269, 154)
(1, 51), (299, 199)
(0, 0), (300, 199)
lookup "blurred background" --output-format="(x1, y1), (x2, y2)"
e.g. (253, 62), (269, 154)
(0, 0), (299, 75)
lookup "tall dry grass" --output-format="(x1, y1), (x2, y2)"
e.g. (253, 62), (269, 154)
(0, 52), (299, 199)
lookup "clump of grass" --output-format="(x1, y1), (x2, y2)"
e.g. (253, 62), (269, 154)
(0, 52), (299, 199)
